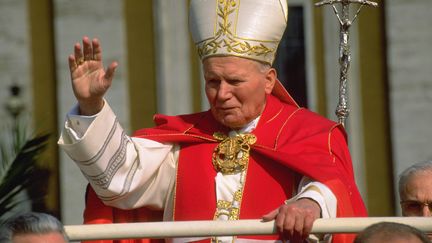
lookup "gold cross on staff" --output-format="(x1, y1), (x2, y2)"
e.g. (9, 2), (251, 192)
(314, 0), (378, 126)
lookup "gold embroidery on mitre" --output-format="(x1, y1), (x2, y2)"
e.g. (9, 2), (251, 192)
(197, 0), (275, 61)
(212, 132), (257, 174)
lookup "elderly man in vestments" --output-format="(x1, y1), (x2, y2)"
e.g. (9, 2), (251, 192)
(58, 0), (367, 242)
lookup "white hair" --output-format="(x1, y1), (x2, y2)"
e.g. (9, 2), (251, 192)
(398, 160), (432, 198)
(0, 212), (69, 242)
(256, 61), (272, 73)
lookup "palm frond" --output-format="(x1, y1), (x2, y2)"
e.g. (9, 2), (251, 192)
(0, 134), (49, 220)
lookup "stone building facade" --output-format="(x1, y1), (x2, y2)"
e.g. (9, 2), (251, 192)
(0, 0), (431, 224)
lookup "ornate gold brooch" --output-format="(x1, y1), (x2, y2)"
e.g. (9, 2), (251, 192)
(212, 132), (257, 174)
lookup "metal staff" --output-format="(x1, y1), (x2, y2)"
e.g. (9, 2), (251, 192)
(315, 0), (378, 126)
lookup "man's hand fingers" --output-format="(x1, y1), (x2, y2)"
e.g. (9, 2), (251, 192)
(104, 62), (118, 89)
(74, 42), (83, 66)
(83, 36), (93, 61)
(263, 199), (321, 242)
(261, 209), (278, 222)
(279, 205), (300, 241)
(105, 62), (118, 79)
(301, 213), (315, 239)
(291, 212), (305, 243)
(92, 38), (102, 61)
(68, 55), (78, 73)
(275, 208), (288, 235)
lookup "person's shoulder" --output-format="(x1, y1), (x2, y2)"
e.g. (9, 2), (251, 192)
(269, 95), (337, 128)
(288, 105), (337, 126)
(281, 104), (347, 135)
(153, 111), (209, 127)
(134, 110), (215, 141)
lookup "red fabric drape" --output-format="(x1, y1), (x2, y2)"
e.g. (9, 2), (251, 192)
(84, 95), (366, 243)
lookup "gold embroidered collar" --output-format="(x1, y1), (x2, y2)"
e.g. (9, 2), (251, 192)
(212, 131), (257, 175)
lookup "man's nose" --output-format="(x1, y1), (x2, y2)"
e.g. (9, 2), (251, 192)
(217, 82), (232, 99)
(422, 204), (432, 217)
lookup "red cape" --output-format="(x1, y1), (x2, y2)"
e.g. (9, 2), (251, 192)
(84, 95), (367, 242)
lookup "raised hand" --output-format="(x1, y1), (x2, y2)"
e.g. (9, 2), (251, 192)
(262, 198), (321, 243)
(68, 36), (118, 115)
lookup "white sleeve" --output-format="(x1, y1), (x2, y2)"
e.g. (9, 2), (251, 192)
(284, 177), (336, 243)
(285, 177), (337, 219)
(58, 101), (177, 210)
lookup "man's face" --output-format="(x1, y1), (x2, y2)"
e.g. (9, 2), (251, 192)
(400, 171), (432, 217)
(203, 56), (275, 129)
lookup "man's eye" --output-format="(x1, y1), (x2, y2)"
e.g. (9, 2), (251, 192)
(229, 79), (242, 84)
(206, 79), (219, 85)
(401, 201), (424, 213)
(405, 202), (421, 210)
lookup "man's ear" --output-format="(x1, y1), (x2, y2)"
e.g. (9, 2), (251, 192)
(264, 68), (277, 94)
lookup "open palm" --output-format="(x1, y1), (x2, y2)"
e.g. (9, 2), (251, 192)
(68, 36), (117, 115)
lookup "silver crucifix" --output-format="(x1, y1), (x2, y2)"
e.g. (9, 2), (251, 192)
(315, 0), (378, 126)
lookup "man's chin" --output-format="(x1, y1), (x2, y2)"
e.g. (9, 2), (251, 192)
(221, 121), (242, 129)
(216, 116), (243, 129)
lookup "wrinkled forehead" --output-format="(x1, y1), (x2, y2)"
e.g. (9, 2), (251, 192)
(403, 170), (432, 197)
(202, 56), (262, 73)
(407, 170), (432, 183)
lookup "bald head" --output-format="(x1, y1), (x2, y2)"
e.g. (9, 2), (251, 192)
(354, 222), (430, 243)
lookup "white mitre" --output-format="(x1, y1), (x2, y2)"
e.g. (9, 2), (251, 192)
(189, 0), (298, 106)
(189, 0), (288, 65)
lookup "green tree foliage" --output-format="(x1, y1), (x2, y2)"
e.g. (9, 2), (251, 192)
(0, 127), (49, 223)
